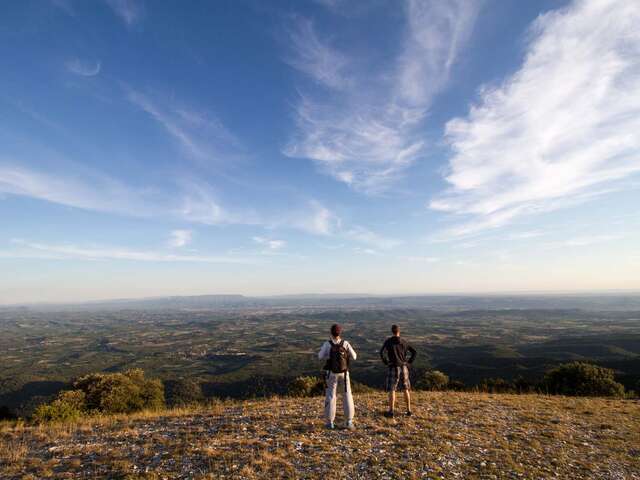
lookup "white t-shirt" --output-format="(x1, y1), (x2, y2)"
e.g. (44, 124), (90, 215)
(318, 337), (357, 361)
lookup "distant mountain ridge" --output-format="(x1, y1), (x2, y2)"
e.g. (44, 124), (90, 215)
(6, 292), (640, 311)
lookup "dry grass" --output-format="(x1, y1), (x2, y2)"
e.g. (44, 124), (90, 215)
(0, 392), (638, 479)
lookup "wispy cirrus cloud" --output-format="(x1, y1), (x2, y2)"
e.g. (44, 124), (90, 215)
(0, 163), (342, 238)
(396, 0), (478, 108)
(65, 58), (101, 77)
(284, 0), (479, 193)
(5, 239), (257, 264)
(0, 163), (158, 217)
(284, 18), (349, 90)
(430, 0), (640, 238)
(126, 89), (242, 165)
(105, 0), (143, 26)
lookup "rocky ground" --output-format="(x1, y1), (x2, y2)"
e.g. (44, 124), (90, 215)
(1, 391), (639, 479)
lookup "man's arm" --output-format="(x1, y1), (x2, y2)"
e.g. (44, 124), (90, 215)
(346, 341), (357, 360)
(379, 340), (389, 365)
(407, 343), (417, 364)
(318, 341), (330, 360)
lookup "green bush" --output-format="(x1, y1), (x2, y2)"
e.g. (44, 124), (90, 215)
(544, 362), (625, 397)
(288, 376), (324, 397)
(73, 368), (164, 414)
(416, 370), (449, 391)
(32, 369), (164, 421)
(165, 378), (204, 407)
(33, 390), (86, 422)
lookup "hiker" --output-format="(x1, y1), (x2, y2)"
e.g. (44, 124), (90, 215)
(318, 323), (357, 430)
(380, 324), (416, 417)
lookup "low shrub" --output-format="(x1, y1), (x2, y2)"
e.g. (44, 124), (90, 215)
(33, 390), (86, 422)
(74, 368), (164, 414)
(416, 370), (449, 391)
(543, 362), (625, 397)
(288, 376), (324, 397)
(32, 369), (164, 421)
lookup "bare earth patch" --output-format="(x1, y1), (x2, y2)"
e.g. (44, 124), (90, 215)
(1, 392), (638, 479)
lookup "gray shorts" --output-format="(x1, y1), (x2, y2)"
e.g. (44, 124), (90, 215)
(386, 365), (410, 392)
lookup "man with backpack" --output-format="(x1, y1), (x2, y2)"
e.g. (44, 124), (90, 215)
(380, 324), (417, 417)
(318, 324), (357, 430)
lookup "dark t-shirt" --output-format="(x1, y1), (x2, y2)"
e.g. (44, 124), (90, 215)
(380, 336), (416, 367)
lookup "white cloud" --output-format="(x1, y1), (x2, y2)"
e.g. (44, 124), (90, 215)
(168, 229), (192, 248)
(65, 58), (101, 77)
(289, 200), (340, 235)
(6, 240), (257, 264)
(284, 0), (479, 193)
(252, 236), (286, 250)
(176, 181), (234, 225)
(126, 89), (241, 165)
(345, 226), (402, 250)
(105, 0), (143, 26)
(430, 0), (640, 237)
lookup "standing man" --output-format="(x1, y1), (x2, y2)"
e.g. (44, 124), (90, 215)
(318, 324), (357, 430)
(380, 324), (417, 417)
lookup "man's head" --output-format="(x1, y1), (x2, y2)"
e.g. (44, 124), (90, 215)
(391, 324), (400, 336)
(331, 324), (343, 338)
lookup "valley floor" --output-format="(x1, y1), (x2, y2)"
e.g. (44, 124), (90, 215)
(1, 392), (639, 479)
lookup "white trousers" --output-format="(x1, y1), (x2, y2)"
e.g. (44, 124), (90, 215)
(324, 371), (354, 424)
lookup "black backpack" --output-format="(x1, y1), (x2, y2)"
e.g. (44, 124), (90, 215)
(327, 340), (349, 373)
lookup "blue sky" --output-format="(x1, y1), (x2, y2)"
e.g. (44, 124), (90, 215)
(1, 0), (639, 303)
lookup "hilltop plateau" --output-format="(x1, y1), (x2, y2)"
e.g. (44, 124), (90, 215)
(2, 391), (638, 479)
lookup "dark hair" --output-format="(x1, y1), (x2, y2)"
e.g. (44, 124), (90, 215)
(391, 324), (400, 335)
(331, 324), (342, 337)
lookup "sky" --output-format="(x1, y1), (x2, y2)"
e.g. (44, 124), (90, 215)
(1, 0), (639, 303)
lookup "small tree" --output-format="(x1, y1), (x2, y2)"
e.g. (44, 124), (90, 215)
(416, 370), (449, 391)
(73, 369), (164, 414)
(288, 376), (324, 397)
(544, 362), (624, 397)
(165, 378), (204, 407)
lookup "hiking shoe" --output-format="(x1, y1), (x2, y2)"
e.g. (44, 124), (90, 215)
(383, 411), (395, 418)
(325, 422), (335, 430)
(345, 421), (355, 430)
(406, 411), (413, 417)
